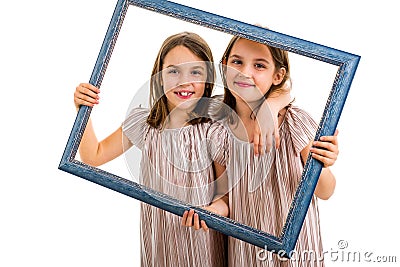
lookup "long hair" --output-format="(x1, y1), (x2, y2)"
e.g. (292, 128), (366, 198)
(147, 32), (215, 128)
(219, 36), (291, 122)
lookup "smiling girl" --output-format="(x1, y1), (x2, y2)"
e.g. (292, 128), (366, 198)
(220, 37), (338, 267)
(74, 32), (229, 267)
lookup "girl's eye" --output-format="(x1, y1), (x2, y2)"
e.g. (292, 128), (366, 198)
(231, 59), (242, 65)
(167, 68), (179, 74)
(255, 63), (266, 69)
(191, 70), (203, 76)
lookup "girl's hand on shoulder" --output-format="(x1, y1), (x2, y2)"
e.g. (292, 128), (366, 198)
(181, 209), (209, 231)
(253, 101), (279, 155)
(310, 129), (339, 168)
(74, 83), (100, 110)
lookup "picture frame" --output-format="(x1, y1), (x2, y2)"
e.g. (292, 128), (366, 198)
(59, 0), (360, 258)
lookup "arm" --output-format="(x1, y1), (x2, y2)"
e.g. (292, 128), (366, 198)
(206, 162), (229, 216)
(181, 162), (229, 231)
(300, 129), (339, 200)
(253, 91), (293, 155)
(74, 83), (132, 166)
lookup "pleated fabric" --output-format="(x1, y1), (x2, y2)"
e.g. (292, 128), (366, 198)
(226, 105), (325, 267)
(122, 107), (229, 267)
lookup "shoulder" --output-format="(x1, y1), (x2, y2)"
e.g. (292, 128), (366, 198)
(123, 107), (150, 129)
(207, 118), (229, 136)
(283, 105), (318, 130)
(286, 105), (314, 119)
(280, 105), (318, 153)
(121, 107), (151, 149)
(125, 106), (150, 119)
(204, 120), (230, 165)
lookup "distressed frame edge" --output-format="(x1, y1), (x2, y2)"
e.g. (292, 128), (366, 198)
(60, 157), (283, 251)
(281, 54), (361, 254)
(59, 0), (129, 168)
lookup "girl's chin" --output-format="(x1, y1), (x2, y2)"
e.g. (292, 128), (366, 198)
(170, 100), (199, 112)
(231, 92), (261, 103)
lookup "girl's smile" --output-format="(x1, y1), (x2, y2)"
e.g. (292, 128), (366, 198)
(174, 90), (195, 99)
(233, 80), (255, 88)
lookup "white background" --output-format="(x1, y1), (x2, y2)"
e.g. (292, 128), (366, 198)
(1, 0), (399, 266)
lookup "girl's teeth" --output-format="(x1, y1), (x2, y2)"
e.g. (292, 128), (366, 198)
(179, 92), (191, 96)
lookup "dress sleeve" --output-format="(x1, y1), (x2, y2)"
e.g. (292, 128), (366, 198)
(284, 105), (318, 154)
(121, 107), (150, 150)
(206, 120), (229, 166)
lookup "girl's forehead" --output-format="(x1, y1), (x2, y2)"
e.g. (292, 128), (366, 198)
(163, 45), (205, 66)
(231, 39), (272, 59)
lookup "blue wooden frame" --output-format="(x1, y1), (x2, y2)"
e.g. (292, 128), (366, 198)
(59, 0), (360, 258)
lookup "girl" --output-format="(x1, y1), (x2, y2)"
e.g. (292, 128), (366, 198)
(74, 32), (229, 267)
(184, 36), (338, 266)
(221, 36), (338, 267)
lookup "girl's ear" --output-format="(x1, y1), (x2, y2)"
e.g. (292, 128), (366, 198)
(272, 67), (286, 86)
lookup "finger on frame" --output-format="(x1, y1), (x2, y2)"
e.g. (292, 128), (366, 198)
(181, 210), (189, 226)
(194, 214), (200, 230)
(201, 220), (209, 231)
(185, 209), (195, 227)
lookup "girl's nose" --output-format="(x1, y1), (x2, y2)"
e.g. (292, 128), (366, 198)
(177, 73), (192, 87)
(239, 64), (252, 78)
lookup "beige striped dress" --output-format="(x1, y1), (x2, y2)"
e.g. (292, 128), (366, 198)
(122, 107), (229, 267)
(226, 105), (325, 267)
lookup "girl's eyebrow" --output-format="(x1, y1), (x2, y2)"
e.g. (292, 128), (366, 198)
(164, 64), (179, 68)
(229, 54), (272, 64)
(191, 65), (205, 70)
(255, 58), (272, 65)
(229, 54), (242, 59)
(165, 64), (205, 70)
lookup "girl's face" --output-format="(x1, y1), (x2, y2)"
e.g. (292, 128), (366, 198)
(162, 45), (207, 112)
(226, 38), (284, 104)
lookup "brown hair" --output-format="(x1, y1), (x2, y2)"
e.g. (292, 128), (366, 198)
(219, 36), (291, 120)
(147, 32), (215, 128)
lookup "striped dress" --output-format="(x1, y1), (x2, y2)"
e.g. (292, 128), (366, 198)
(226, 105), (325, 267)
(122, 107), (228, 267)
